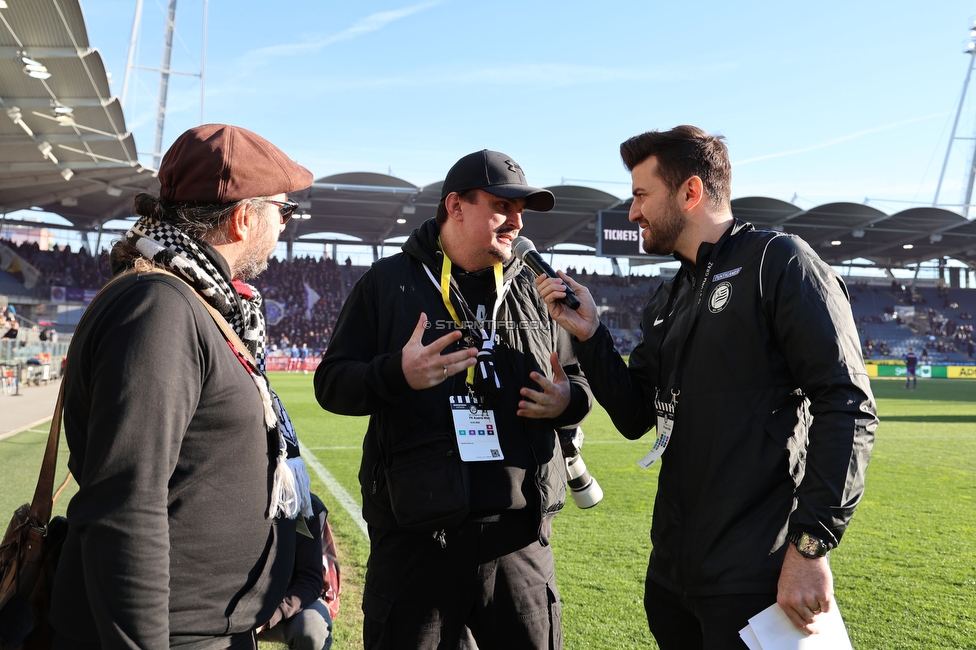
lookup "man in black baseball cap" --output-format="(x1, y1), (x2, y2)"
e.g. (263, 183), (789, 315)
(315, 151), (591, 650)
(441, 149), (555, 212)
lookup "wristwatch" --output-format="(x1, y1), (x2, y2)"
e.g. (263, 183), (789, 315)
(788, 532), (829, 558)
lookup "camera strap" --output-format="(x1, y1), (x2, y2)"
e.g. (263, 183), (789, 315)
(423, 246), (511, 463)
(422, 241), (511, 398)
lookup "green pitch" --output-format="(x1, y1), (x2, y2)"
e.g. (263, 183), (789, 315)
(2, 377), (973, 649)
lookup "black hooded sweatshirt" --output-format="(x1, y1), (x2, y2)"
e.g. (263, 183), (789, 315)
(314, 219), (592, 541)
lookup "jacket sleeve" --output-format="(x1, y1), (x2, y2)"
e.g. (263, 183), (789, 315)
(573, 322), (656, 440)
(69, 279), (205, 648)
(265, 514), (324, 629)
(314, 269), (412, 415)
(761, 235), (878, 547)
(548, 319), (593, 429)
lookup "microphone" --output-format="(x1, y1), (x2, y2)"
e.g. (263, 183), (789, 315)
(512, 236), (581, 310)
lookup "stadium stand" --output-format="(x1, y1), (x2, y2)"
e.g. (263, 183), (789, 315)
(1, 238), (974, 365)
(2, 239), (110, 291)
(847, 280), (976, 363)
(253, 256), (346, 356)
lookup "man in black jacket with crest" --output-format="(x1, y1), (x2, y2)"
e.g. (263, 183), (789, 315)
(536, 126), (877, 650)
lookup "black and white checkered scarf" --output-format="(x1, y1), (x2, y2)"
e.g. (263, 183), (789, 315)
(121, 215), (312, 520)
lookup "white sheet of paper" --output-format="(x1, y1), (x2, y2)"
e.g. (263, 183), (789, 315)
(739, 601), (853, 650)
(738, 624), (763, 650)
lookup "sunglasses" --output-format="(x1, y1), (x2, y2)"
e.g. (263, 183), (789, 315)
(264, 199), (300, 224)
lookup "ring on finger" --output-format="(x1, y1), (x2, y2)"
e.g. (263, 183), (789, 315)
(443, 365), (448, 379)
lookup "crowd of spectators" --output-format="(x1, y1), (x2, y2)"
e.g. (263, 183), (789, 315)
(856, 283), (976, 361)
(915, 288), (975, 359)
(0, 240), (670, 358)
(7, 237), (976, 361)
(1, 238), (111, 290)
(862, 338), (890, 357)
(253, 256), (346, 355)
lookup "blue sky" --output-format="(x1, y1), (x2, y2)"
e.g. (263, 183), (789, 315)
(80, 0), (976, 209)
(15, 1), (976, 269)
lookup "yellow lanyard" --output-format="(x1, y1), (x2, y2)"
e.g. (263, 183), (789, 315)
(437, 240), (504, 386)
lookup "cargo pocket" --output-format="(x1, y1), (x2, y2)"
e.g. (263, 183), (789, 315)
(384, 437), (469, 532)
(363, 586), (394, 649)
(363, 585), (393, 624)
(547, 578), (563, 650)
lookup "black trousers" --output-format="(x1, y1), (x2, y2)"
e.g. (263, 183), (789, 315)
(362, 514), (561, 650)
(644, 571), (776, 650)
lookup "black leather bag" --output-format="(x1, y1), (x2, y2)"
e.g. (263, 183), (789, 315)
(0, 271), (136, 650)
(0, 382), (69, 650)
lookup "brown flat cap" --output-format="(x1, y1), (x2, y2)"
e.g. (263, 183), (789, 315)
(158, 124), (313, 203)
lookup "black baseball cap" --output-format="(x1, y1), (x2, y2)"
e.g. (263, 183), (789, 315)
(441, 150), (555, 212)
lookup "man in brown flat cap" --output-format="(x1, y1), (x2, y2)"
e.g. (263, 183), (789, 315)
(50, 124), (315, 650)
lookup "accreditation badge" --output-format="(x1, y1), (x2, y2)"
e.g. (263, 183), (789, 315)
(638, 389), (676, 469)
(450, 395), (504, 462)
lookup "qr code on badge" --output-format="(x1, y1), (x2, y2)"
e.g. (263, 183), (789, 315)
(490, 449), (500, 458)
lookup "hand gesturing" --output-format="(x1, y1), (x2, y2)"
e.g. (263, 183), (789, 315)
(517, 351), (571, 419)
(401, 313), (478, 390)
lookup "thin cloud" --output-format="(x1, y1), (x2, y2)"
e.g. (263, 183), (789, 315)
(303, 61), (738, 90)
(733, 112), (952, 166)
(240, 1), (442, 64)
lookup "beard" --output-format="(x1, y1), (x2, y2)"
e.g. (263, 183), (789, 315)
(233, 219), (275, 280)
(640, 200), (686, 256)
(234, 248), (270, 280)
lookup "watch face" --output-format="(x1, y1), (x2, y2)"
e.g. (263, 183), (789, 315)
(797, 533), (826, 558)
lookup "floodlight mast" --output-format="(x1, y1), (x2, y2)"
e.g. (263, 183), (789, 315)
(120, 0), (208, 169)
(934, 22), (976, 217)
(120, 0), (144, 109)
(152, 0), (178, 170)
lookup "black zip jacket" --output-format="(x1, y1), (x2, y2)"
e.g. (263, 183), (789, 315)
(575, 220), (877, 597)
(314, 219), (592, 542)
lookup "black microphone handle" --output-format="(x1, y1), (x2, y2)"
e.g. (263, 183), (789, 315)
(522, 250), (581, 310)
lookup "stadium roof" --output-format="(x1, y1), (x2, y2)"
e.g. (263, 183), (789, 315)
(2, 1), (976, 270)
(729, 199), (976, 268)
(294, 173), (624, 252)
(0, 0), (156, 226)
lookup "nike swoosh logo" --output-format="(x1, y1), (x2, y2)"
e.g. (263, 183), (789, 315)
(653, 317), (665, 326)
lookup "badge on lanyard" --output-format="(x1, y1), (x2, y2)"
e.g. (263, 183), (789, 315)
(450, 395), (504, 462)
(638, 388), (677, 469)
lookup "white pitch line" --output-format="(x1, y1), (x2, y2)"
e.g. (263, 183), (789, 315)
(299, 441), (368, 539)
(305, 446), (361, 451)
(0, 417), (53, 442)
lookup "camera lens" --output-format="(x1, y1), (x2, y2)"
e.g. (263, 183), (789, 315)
(566, 455), (604, 508)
